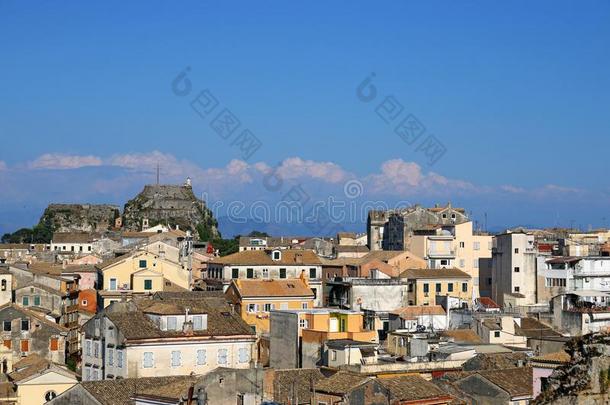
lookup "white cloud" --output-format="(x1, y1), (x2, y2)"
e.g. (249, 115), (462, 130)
(27, 153), (103, 170)
(275, 157), (349, 183)
(500, 185), (526, 193)
(364, 158), (475, 195)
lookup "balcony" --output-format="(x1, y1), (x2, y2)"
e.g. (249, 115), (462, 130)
(427, 248), (456, 258)
(66, 305), (79, 313)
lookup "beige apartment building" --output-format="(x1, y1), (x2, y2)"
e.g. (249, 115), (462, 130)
(96, 250), (190, 307)
(409, 221), (492, 298)
(401, 268), (472, 307)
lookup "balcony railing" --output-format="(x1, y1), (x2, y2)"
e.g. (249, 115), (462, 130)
(427, 248), (456, 258)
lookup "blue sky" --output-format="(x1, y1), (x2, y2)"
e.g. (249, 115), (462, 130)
(1, 1), (610, 236)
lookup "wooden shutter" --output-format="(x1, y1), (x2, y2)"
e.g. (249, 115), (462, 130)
(20, 340), (29, 352)
(50, 337), (59, 351)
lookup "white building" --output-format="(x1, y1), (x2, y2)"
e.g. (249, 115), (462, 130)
(491, 231), (537, 307)
(81, 295), (256, 380)
(206, 249), (323, 306)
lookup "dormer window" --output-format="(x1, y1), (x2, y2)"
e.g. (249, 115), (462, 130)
(272, 250), (281, 261)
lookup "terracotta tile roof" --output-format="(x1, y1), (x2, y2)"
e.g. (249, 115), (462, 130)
(314, 372), (371, 395)
(391, 305), (446, 319)
(136, 376), (199, 401)
(462, 352), (529, 371)
(231, 279), (314, 298)
(515, 318), (561, 338)
(82, 376), (198, 405)
(16, 282), (64, 296)
(52, 232), (96, 244)
(478, 367), (533, 398)
(0, 304), (68, 332)
(530, 351), (571, 364)
(477, 297), (500, 309)
(210, 249), (322, 266)
(439, 329), (483, 344)
(335, 245), (369, 253)
(7, 354), (50, 382)
(106, 296), (254, 340)
(400, 267), (471, 279)
(378, 375), (452, 402)
(269, 368), (325, 404)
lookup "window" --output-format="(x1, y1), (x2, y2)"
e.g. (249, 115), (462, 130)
(144, 279), (153, 290)
(232, 268), (239, 278)
(462, 283), (468, 293)
(474, 241), (480, 250)
(273, 251), (281, 260)
(0, 280), (6, 291)
(197, 349), (207, 365)
(238, 347), (249, 363)
(217, 349), (228, 365)
(193, 315), (203, 330)
(488, 277), (492, 285)
(22, 296), (29, 306)
(262, 268), (269, 278)
(167, 316), (177, 330)
(309, 268), (316, 279)
(45, 391), (57, 401)
(21, 319), (29, 331)
(82, 299), (88, 306)
(85, 340), (91, 356)
(459, 259), (465, 267)
(279, 268), (286, 279)
(117, 350), (124, 368)
(50, 337), (59, 351)
(494, 331), (501, 338)
(143, 352), (154, 368)
(246, 268), (254, 279)
(514, 248), (519, 253)
(34, 296), (41, 306)
(247, 304), (258, 313)
(302, 302), (308, 309)
(514, 267), (520, 272)
(448, 283), (454, 292)
(171, 350), (182, 367)
(459, 242), (465, 248)
(20, 339), (29, 352)
(92, 369), (98, 380)
(3, 321), (10, 332)
(109, 278), (117, 290)
(473, 259), (479, 269)
(330, 350), (337, 361)
(139, 260), (147, 268)
(440, 259), (448, 266)
(108, 348), (114, 365)
(3, 340), (11, 349)
(264, 303), (274, 312)
(280, 303), (288, 310)
(423, 283), (429, 293)
(514, 286), (520, 293)
(299, 318), (308, 328)
(436, 283), (442, 293)
(93, 341), (99, 358)
(85, 367), (91, 380)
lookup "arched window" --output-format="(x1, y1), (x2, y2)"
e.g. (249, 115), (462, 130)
(45, 391), (57, 401)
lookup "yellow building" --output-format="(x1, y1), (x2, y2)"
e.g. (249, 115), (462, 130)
(3, 354), (77, 405)
(96, 250), (190, 307)
(409, 221), (492, 298)
(225, 278), (315, 335)
(400, 267), (472, 306)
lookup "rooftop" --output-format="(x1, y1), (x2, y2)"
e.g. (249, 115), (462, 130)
(400, 267), (471, 279)
(211, 249), (322, 266)
(231, 278), (314, 298)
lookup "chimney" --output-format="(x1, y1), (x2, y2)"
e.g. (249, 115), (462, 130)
(295, 253), (303, 264)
